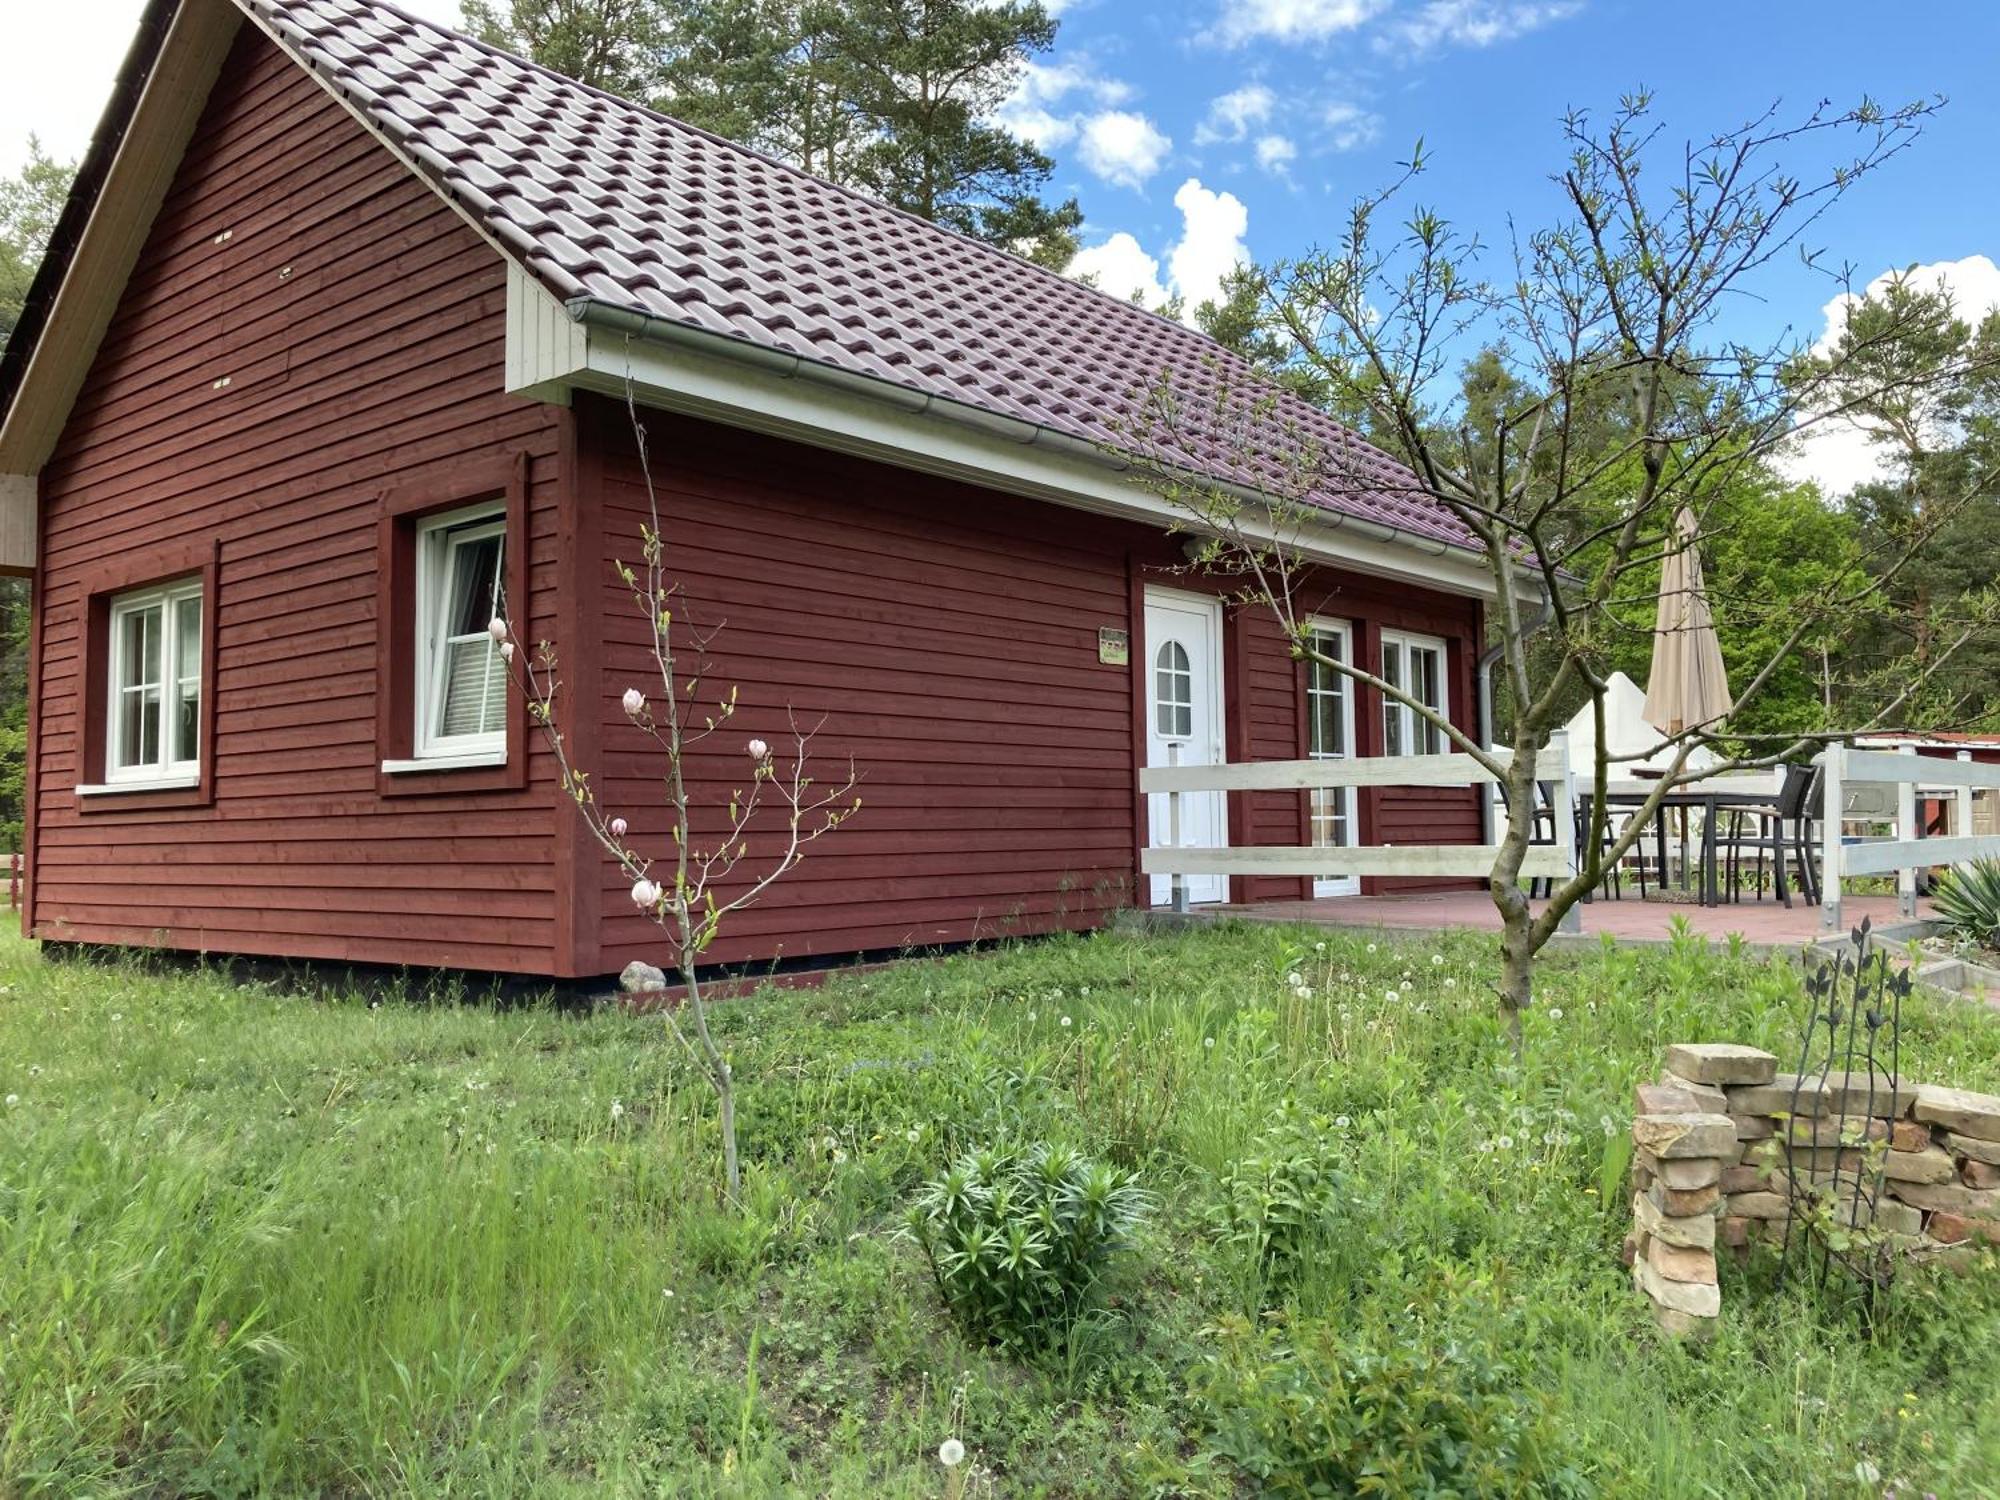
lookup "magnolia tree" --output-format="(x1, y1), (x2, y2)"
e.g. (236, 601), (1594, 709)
(494, 402), (858, 1198)
(1129, 94), (1997, 1033)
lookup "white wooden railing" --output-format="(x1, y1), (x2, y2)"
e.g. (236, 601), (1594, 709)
(1141, 731), (1578, 921)
(1820, 744), (2000, 929)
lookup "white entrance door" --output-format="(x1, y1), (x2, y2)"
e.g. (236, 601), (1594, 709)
(1305, 619), (1359, 896)
(1145, 588), (1227, 906)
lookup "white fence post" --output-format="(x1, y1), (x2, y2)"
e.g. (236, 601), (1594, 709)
(1820, 743), (1844, 933)
(1897, 743), (1920, 919)
(1167, 741), (1188, 915)
(1548, 730), (1582, 934)
(1957, 749), (1976, 843)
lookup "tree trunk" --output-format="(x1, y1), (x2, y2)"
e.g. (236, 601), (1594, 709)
(680, 961), (742, 1200)
(1493, 881), (1533, 1052)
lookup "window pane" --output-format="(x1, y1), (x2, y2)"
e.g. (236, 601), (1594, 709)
(140, 688), (161, 765)
(440, 637), (506, 738)
(1155, 641), (1193, 739)
(176, 596), (201, 681)
(118, 605), (161, 692)
(175, 686), (200, 763)
(447, 534), (504, 636)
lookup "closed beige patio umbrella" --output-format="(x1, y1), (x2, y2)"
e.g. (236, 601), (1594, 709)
(1643, 507), (1733, 736)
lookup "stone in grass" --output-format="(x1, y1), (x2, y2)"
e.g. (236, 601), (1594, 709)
(1652, 1305), (1719, 1340)
(619, 960), (667, 993)
(1634, 1190), (1717, 1249)
(1620, 1231), (1643, 1267)
(1942, 1131), (2000, 1166)
(1962, 1158), (2000, 1190)
(1666, 1043), (1778, 1087)
(1912, 1084), (2000, 1143)
(1633, 1112), (1738, 1160)
(1882, 1146), (1957, 1185)
(1635, 1149), (1723, 1191)
(1646, 1236), (1719, 1284)
(1883, 1180), (2000, 1216)
(1634, 1257), (1722, 1318)
(1927, 1212), (2000, 1247)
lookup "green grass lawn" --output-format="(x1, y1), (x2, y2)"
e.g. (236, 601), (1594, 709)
(5, 920), (2000, 1497)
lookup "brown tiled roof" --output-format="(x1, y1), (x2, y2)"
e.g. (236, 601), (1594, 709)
(242, 0), (1478, 552)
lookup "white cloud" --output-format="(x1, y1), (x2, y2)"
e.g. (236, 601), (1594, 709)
(1078, 111), (1172, 190)
(1065, 176), (1250, 323)
(993, 57), (1136, 156)
(1214, 0), (1388, 45)
(1067, 232), (1170, 308)
(1167, 179), (1252, 314)
(1254, 133), (1298, 174)
(1781, 254), (2000, 498)
(1320, 101), (1383, 151)
(1195, 84), (1275, 146)
(1392, 0), (1582, 52)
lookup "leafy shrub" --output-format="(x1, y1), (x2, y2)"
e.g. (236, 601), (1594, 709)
(1207, 1103), (1350, 1290)
(1191, 1311), (1592, 1499)
(1935, 860), (2000, 952)
(903, 1141), (1149, 1354)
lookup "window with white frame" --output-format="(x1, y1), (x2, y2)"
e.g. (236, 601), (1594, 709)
(106, 579), (202, 783)
(415, 503), (508, 759)
(1380, 630), (1448, 756)
(1305, 622), (1353, 850)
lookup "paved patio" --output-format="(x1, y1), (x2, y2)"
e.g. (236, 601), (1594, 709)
(1216, 889), (1930, 949)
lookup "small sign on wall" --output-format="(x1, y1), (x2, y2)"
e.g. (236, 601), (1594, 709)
(1098, 627), (1130, 666)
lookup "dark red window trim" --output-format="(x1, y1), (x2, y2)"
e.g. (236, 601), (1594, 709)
(76, 537), (220, 814)
(374, 450), (530, 797)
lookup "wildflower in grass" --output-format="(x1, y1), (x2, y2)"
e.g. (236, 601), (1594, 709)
(1498, 1134), (1514, 1150)
(4, 1094), (16, 1107)
(1335, 1115), (1349, 1129)
(1365, 942), (1376, 953)
(1855, 1461), (1881, 1485)
(1060, 1015), (1072, 1028)
(939, 1438), (965, 1467)
(1547, 1007), (1563, 1021)
(1203, 1037), (1215, 1049)
(906, 1127), (921, 1142)
(27, 1065), (40, 1077)
(1431, 953), (1444, 966)
(110, 1012), (123, 1022)
(621, 687), (646, 717)
(1313, 940), (1326, 952)
(1287, 971), (1302, 987)
(662, 1288), (675, 1299)
(610, 1100), (625, 1121)
(1386, 989), (1400, 1004)
(1027, 1011), (1036, 1022)
(1298, 986), (1313, 1000)
(630, 877), (659, 907)
(1599, 1114), (1616, 1136)
(1477, 1139), (1493, 1153)
(1444, 977), (1456, 989)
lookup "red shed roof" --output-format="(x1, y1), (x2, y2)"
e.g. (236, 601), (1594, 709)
(227, 0), (1478, 553)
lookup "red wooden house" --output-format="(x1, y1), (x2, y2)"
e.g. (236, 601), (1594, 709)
(0, 0), (1499, 978)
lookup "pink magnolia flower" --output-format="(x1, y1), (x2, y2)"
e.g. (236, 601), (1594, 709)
(630, 877), (659, 908)
(747, 738), (770, 760)
(499, 641), (515, 661)
(487, 617), (509, 643)
(609, 817), (629, 839)
(622, 688), (646, 718)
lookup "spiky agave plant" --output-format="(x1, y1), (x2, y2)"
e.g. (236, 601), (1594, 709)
(1934, 860), (2000, 952)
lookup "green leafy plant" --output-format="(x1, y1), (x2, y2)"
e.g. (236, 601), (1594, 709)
(902, 1141), (1149, 1354)
(1207, 1103), (1351, 1290)
(1191, 1310), (1592, 1499)
(1935, 860), (2000, 952)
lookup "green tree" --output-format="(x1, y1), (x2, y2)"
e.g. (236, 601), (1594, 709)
(1789, 277), (2000, 726)
(832, 0), (1080, 267)
(1, 138), (73, 348)
(460, 0), (1080, 264)
(0, 141), (72, 851)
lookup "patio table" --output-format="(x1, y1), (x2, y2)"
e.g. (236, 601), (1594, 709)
(1596, 785), (1782, 907)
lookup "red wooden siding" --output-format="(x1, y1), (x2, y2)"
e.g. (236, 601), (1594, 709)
(580, 400), (1488, 972)
(27, 26), (565, 971)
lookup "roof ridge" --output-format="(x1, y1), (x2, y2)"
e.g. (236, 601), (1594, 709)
(314, 0), (1245, 357)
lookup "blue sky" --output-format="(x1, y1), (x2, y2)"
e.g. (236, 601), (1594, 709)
(1022, 0), (1999, 356)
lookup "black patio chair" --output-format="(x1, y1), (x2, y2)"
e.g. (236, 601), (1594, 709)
(1723, 762), (1822, 907)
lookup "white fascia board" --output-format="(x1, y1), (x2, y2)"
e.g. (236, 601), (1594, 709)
(506, 280), (1498, 600)
(0, 474), (34, 575)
